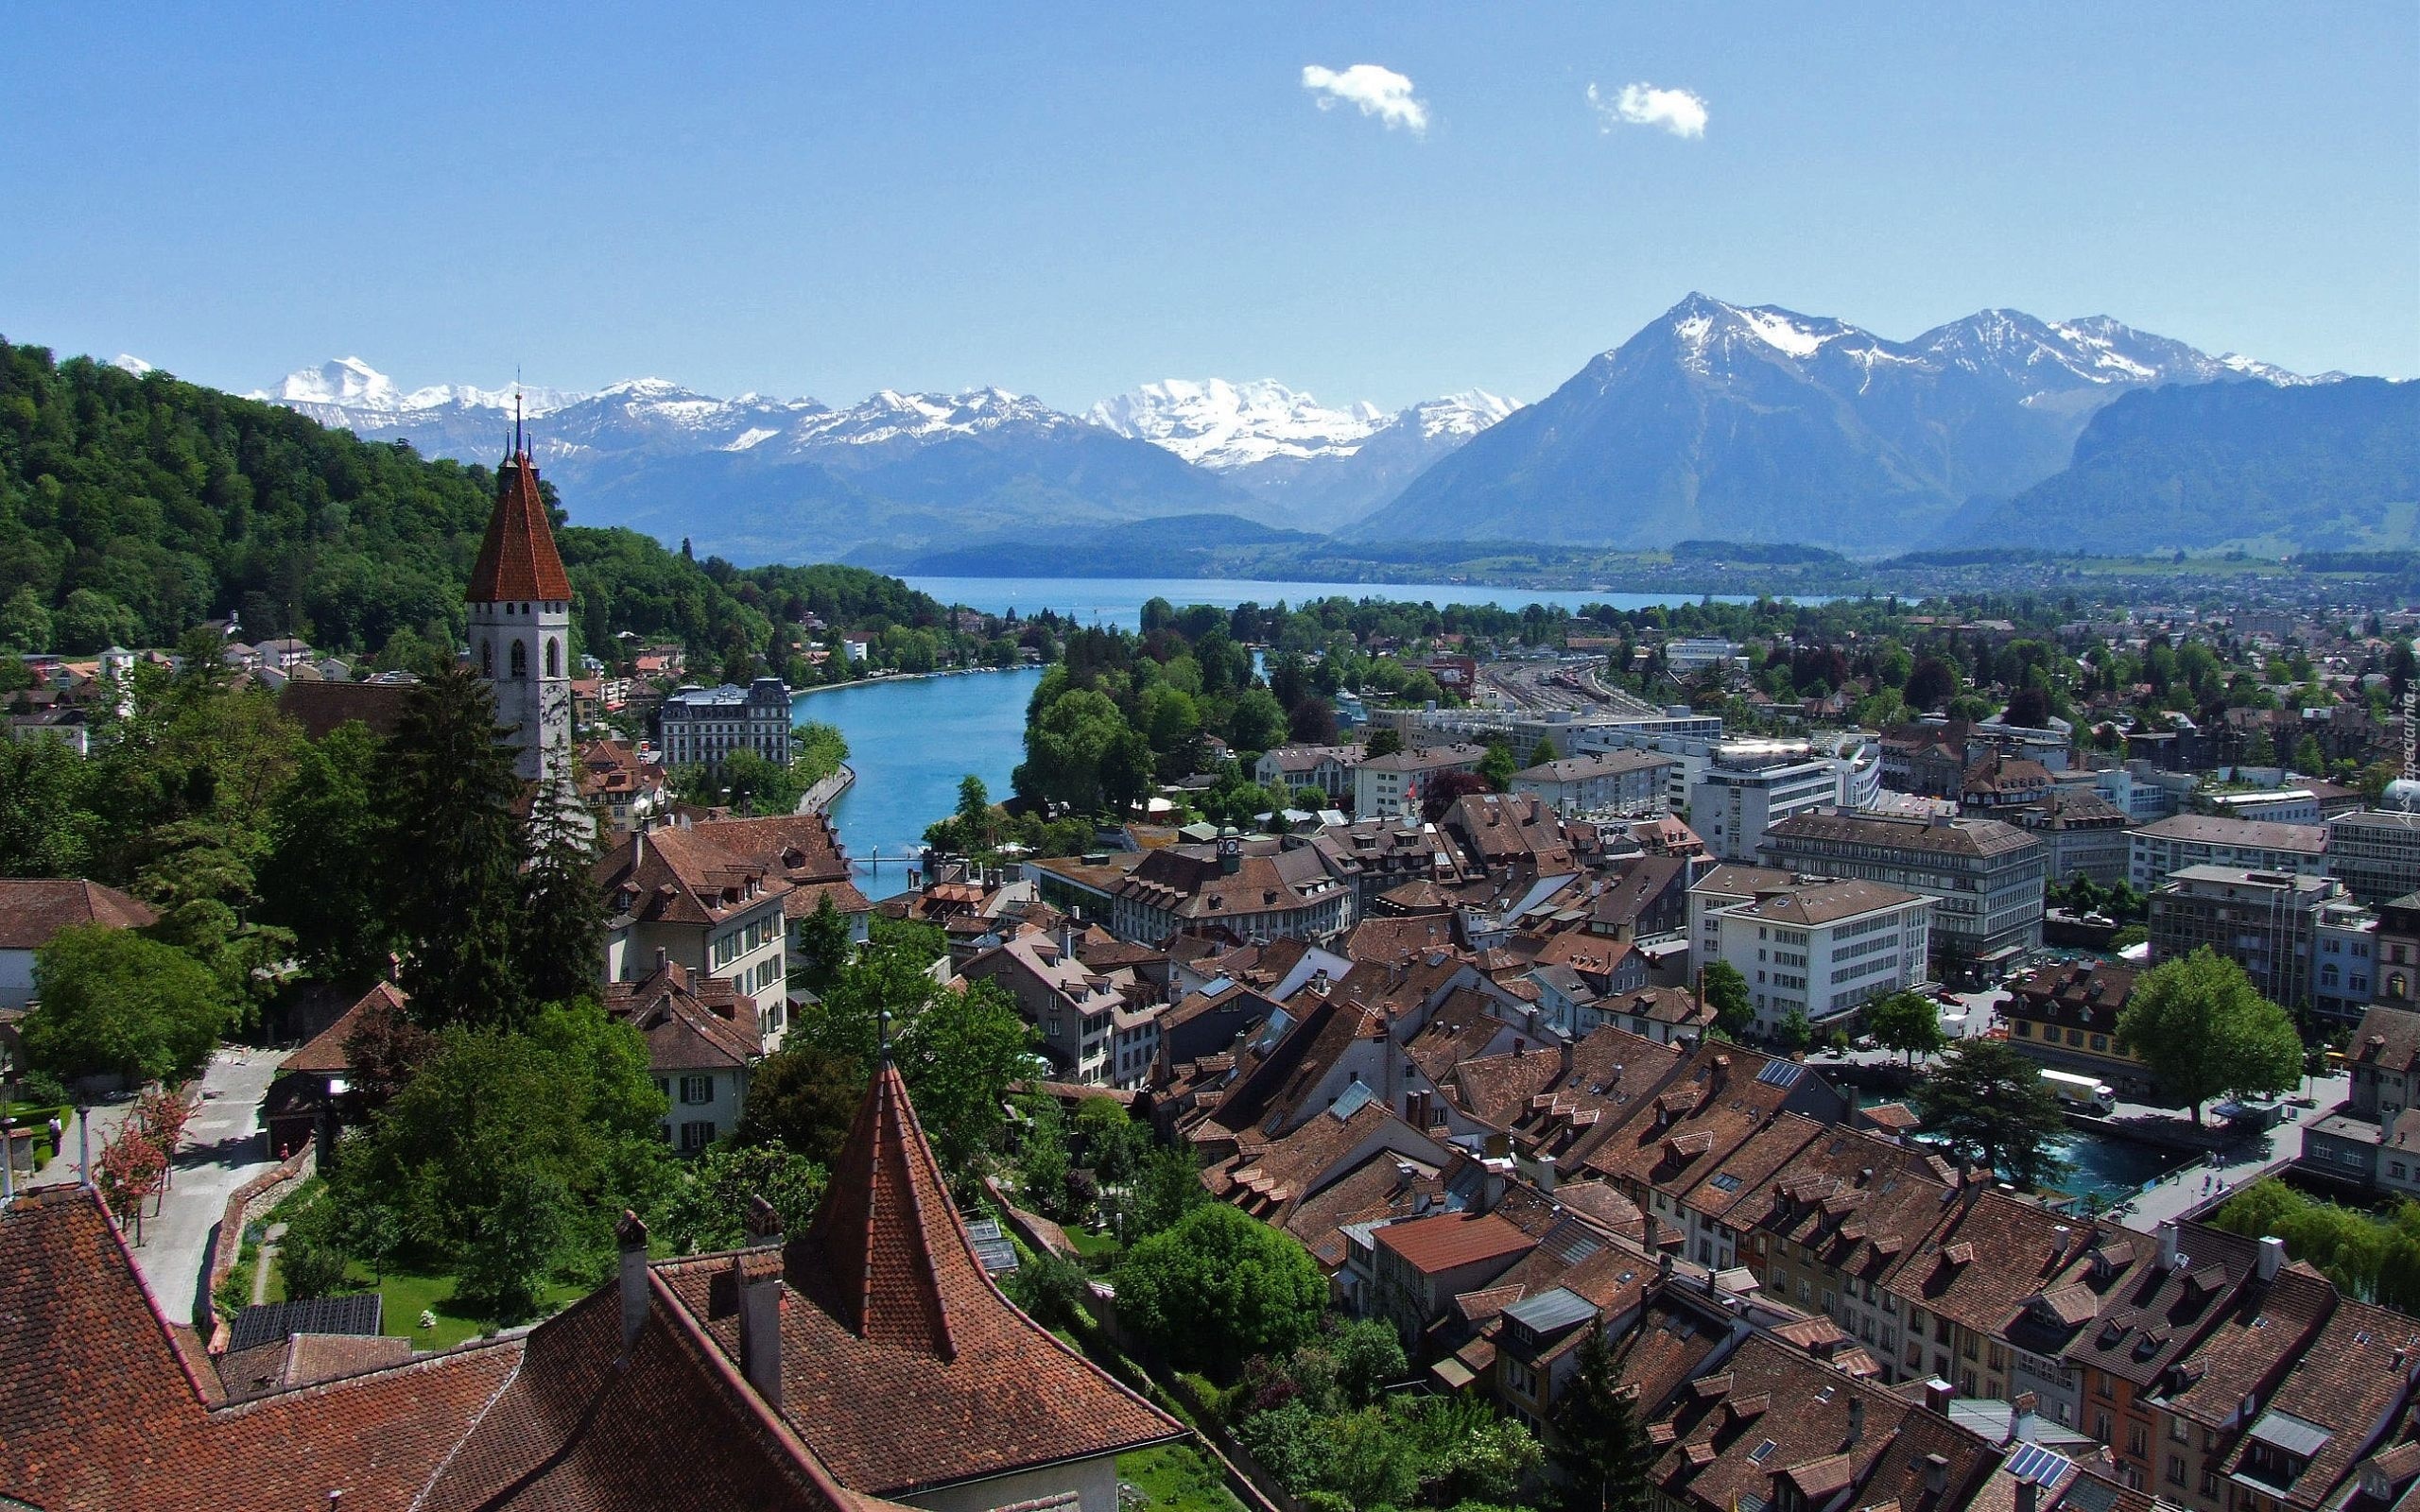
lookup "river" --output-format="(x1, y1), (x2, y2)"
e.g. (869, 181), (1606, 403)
(804, 576), (1824, 898)
(796, 666), (1044, 900)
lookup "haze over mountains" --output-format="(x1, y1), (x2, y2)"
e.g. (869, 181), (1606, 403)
(244, 294), (2404, 566)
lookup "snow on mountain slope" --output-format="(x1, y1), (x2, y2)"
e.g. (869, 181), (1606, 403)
(1086, 379), (1385, 468)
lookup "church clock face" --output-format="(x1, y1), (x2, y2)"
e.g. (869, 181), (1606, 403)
(543, 680), (571, 729)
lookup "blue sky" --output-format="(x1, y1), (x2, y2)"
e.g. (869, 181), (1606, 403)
(4, 3), (2413, 411)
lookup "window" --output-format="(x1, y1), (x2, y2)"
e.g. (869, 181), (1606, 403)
(545, 637), (560, 678)
(2129, 1426), (2148, 1458)
(510, 640), (527, 679)
(480, 640), (493, 677)
(2168, 1455), (2186, 1487)
(680, 1120), (715, 1152)
(680, 1074), (714, 1105)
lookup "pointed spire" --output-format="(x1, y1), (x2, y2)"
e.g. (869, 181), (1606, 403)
(787, 1063), (986, 1361)
(466, 437), (573, 604)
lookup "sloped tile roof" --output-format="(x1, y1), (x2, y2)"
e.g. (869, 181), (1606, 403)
(0, 878), (155, 951)
(279, 980), (408, 1076)
(466, 452), (574, 602)
(662, 1064), (1182, 1496)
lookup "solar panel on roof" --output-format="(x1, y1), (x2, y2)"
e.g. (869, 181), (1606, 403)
(1329, 1081), (1377, 1121)
(1542, 1219), (1606, 1266)
(228, 1292), (385, 1352)
(1503, 1286), (1598, 1335)
(1747, 1439), (1777, 1465)
(2007, 1443), (2073, 1486)
(1755, 1060), (1806, 1088)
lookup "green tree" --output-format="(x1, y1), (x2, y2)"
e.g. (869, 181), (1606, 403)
(1552, 1327), (1651, 1512)
(130, 816), (293, 1027)
(1775, 1007), (1815, 1055)
(1362, 728), (1404, 760)
(0, 738), (92, 876)
(1330, 1315), (1407, 1407)
(789, 894), (857, 994)
(0, 585), (51, 652)
(2118, 948), (2306, 1125)
(1868, 990), (1948, 1065)
(890, 979), (1033, 1187)
(652, 1143), (828, 1255)
(1478, 738), (1519, 792)
(277, 1187), (354, 1300)
(1015, 1091), (1075, 1217)
(732, 1040), (866, 1168)
(387, 665), (527, 1029)
(1700, 961), (1754, 1039)
(1113, 1203), (1325, 1376)
(1911, 1038), (2069, 1189)
(516, 780), (606, 1007)
(335, 1001), (668, 1318)
(25, 924), (232, 1082)
(262, 722), (396, 984)
(1227, 687), (1289, 755)
(1128, 1143), (1209, 1237)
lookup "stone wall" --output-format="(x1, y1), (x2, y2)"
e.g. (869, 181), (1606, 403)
(199, 1142), (315, 1336)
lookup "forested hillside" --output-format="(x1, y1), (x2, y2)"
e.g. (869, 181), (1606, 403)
(0, 340), (947, 666)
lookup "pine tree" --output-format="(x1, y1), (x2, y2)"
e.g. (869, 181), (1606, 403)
(1553, 1327), (1651, 1512)
(389, 664), (527, 1029)
(517, 777), (606, 1007)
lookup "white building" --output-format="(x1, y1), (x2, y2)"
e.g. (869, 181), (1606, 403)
(1665, 638), (1744, 675)
(1689, 752), (1842, 862)
(1510, 748), (1679, 816)
(2127, 813), (2328, 890)
(1353, 744), (1487, 819)
(2198, 788), (2323, 824)
(1699, 879), (1934, 1036)
(655, 678), (795, 771)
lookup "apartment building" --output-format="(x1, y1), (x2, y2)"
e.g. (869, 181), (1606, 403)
(1510, 748), (1678, 816)
(2127, 814), (2327, 891)
(1688, 752), (1842, 862)
(2147, 867), (2355, 1017)
(1698, 879), (1934, 1037)
(1353, 743), (1488, 819)
(2325, 807), (2420, 905)
(1759, 810), (2048, 972)
(654, 677), (794, 770)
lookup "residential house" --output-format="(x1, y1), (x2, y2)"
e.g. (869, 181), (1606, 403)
(0, 878), (155, 1009)
(596, 823), (791, 1014)
(688, 811), (876, 993)
(1511, 748), (1678, 816)
(1366, 1210), (1541, 1346)
(961, 926), (1154, 1088)
(1253, 744), (1359, 801)
(606, 954), (769, 1153)
(2004, 961), (2152, 1098)
(1106, 833), (1353, 947)
(2011, 789), (2134, 887)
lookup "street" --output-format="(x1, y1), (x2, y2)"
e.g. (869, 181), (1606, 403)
(64, 1048), (283, 1327)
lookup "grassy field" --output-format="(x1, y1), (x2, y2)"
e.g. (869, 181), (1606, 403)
(1116, 1443), (1246, 1512)
(268, 1255), (587, 1349)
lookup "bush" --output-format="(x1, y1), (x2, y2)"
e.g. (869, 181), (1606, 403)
(13, 1071), (70, 1108)
(1006, 1247), (1093, 1332)
(1114, 1205), (1325, 1377)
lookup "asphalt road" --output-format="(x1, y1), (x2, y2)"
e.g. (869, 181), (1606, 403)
(67, 1048), (284, 1327)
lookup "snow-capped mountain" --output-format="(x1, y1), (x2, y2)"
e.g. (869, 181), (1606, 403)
(1086, 380), (1387, 469)
(1355, 293), (2322, 552)
(1087, 380), (1518, 529)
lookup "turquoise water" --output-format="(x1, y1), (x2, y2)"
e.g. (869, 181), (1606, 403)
(795, 666), (1044, 900)
(903, 576), (1815, 630)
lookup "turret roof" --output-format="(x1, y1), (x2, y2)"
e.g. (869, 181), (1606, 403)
(466, 451), (573, 603)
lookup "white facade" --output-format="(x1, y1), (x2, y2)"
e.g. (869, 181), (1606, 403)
(1702, 883), (1934, 1036)
(1690, 757), (1841, 862)
(470, 592), (574, 785)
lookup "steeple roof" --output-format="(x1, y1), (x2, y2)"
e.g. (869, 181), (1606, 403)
(466, 449), (573, 603)
(791, 1062), (975, 1356)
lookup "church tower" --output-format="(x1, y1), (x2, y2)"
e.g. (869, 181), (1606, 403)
(466, 410), (574, 785)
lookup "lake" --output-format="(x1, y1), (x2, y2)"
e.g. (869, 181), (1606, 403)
(796, 666), (1044, 900)
(902, 575), (1804, 630)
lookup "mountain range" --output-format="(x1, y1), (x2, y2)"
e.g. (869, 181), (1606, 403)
(244, 294), (2393, 563)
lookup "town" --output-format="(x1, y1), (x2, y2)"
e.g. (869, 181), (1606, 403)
(5, 406), (2420, 1512)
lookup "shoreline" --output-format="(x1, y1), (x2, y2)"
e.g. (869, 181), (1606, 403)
(791, 663), (1039, 698)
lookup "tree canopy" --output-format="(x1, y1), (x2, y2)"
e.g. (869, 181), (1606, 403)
(1910, 1038), (2070, 1189)
(1113, 1202), (1327, 1376)
(2118, 948), (2305, 1125)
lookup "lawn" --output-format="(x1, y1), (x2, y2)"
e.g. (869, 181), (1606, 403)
(268, 1255), (587, 1350)
(1117, 1443), (1244, 1512)
(1064, 1225), (1123, 1268)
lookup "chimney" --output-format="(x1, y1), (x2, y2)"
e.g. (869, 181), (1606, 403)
(735, 1252), (784, 1411)
(2158, 1220), (2180, 1270)
(654, 946), (668, 973)
(1658, 1248), (1675, 1281)
(744, 1194), (785, 1246)
(617, 1210), (650, 1350)
(2012, 1390), (2039, 1443)
(1846, 1396), (1865, 1445)
(2257, 1234), (2284, 1281)
(633, 830), (645, 869)
(1560, 1036), (1575, 1078)
(1924, 1453), (1949, 1494)
(2015, 1479), (2040, 1512)
(1924, 1377), (1952, 1413)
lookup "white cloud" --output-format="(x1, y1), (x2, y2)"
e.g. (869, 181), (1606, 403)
(1301, 63), (1428, 135)
(1587, 80), (1708, 139)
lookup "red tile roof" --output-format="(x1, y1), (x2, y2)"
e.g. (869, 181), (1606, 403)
(0, 878), (155, 951)
(660, 1063), (1183, 1497)
(1374, 1210), (1538, 1275)
(279, 980), (408, 1076)
(466, 451), (574, 603)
